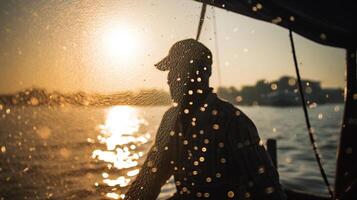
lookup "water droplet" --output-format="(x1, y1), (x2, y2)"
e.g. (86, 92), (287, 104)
(353, 93), (357, 100)
(320, 33), (327, 40)
(272, 17), (282, 24)
(30, 97), (39, 106)
(334, 106), (340, 112)
(212, 110), (218, 115)
(256, 3), (263, 9)
(245, 192), (251, 198)
(216, 172), (222, 178)
(59, 148), (71, 158)
(236, 96), (243, 103)
(36, 126), (51, 140)
(147, 161), (153, 167)
(213, 124), (219, 130)
(182, 187), (188, 192)
(271, 83), (278, 90)
(258, 166), (265, 174)
(1, 146), (6, 153)
(235, 110), (241, 116)
(265, 186), (275, 194)
(227, 191), (235, 198)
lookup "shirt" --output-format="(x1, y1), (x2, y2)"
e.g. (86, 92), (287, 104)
(124, 92), (286, 200)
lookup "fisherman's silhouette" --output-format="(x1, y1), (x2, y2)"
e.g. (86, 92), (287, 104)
(125, 39), (286, 200)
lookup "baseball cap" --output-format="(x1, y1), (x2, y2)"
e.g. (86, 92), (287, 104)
(155, 39), (213, 72)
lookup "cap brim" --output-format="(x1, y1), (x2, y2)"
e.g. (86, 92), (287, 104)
(154, 56), (171, 71)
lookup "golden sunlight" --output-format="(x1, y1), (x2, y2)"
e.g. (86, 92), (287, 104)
(91, 106), (153, 197)
(98, 106), (149, 149)
(101, 26), (139, 60)
(92, 106), (150, 169)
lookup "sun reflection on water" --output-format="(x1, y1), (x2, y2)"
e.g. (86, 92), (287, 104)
(91, 106), (151, 199)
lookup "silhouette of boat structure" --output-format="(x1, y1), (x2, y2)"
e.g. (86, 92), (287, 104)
(193, 1), (356, 199)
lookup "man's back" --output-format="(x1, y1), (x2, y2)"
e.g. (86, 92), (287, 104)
(125, 92), (286, 199)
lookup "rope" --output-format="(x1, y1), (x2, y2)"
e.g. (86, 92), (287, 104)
(289, 29), (334, 199)
(195, 4), (222, 87)
(196, 3), (207, 41)
(211, 6), (222, 86)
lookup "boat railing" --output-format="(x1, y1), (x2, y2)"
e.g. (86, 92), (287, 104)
(266, 138), (330, 200)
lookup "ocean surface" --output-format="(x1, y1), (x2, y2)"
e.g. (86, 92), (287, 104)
(0, 104), (343, 199)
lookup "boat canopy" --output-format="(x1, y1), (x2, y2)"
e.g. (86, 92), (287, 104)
(194, 0), (357, 48)
(193, 1), (357, 199)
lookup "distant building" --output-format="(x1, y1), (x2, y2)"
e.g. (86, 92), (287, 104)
(217, 76), (343, 106)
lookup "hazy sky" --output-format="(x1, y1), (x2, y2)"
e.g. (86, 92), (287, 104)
(0, 0), (346, 94)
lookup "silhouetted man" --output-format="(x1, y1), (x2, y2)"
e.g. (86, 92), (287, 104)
(125, 39), (286, 199)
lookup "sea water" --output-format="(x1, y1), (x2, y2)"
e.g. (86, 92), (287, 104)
(0, 104), (343, 199)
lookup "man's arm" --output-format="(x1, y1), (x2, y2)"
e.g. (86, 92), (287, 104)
(227, 112), (287, 200)
(124, 109), (176, 200)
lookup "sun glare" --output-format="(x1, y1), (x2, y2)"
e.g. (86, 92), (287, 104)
(101, 26), (139, 60)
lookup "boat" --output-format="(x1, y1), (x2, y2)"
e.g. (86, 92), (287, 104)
(192, 1), (357, 199)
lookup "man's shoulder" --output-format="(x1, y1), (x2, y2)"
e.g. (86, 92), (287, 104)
(214, 97), (260, 145)
(214, 96), (251, 123)
(161, 107), (179, 122)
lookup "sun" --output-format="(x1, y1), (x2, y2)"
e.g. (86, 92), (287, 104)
(101, 26), (139, 60)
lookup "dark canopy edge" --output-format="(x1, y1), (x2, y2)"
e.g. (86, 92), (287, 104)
(194, 0), (357, 49)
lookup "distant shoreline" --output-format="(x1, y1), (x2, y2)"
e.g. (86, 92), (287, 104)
(0, 76), (344, 108)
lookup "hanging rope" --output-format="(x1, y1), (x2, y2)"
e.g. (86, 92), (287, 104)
(195, 4), (222, 87)
(289, 29), (334, 199)
(211, 6), (222, 86)
(196, 3), (207, 41)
